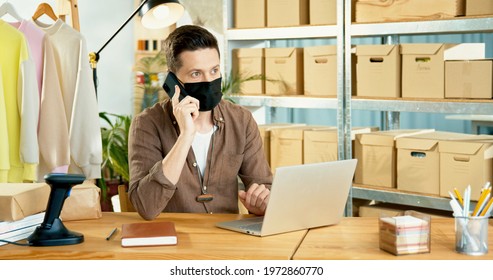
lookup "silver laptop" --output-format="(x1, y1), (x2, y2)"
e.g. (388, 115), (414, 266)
(216, 159), (357, 237)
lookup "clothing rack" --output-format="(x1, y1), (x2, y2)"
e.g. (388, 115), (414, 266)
(56, 0), (79, 31)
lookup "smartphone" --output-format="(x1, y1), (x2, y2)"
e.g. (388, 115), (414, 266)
(162, 72), (187, 101)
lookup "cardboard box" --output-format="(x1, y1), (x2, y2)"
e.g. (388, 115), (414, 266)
(304, 45), (337, 96)
(354, 129), (434, 188)
(439, 138), (493, 201)
(401, 43), (485, 99)
(267, 0), (309, 27)
(61, 183), (102, 221)
(466, 0), (493, 16)
(309, 0), (336, 25)
(0, 183), (50, 221)
(269, 125), (327, 173)
(232, 48), (264, 94)
(359, 203), (451, 218)
(445, 60), (493, 99)
(355, 0), (465, 23)
(304, 127), (379, 164)
(356, 45), (400, 98)
(234, 0), (266, 28)
(396, 131), (476, 195)
(303, 127), (338, 164)
(265, 48), (304, 95)
(258, 123), (306, 166)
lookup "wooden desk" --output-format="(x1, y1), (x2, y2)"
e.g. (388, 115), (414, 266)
(294, 217), (493, 260)
(0, 213), (307, 260)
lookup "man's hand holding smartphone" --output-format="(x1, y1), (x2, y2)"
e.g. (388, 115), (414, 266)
(171, 84), (199, 138)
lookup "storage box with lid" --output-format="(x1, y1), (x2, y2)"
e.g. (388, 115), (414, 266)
(355, 0), (465, 23)
(269, 125), (329, 173)
(258, 123), (306, 167)
(354, 129), (434, 188)
(309, 0), (336, 25)
(234, 0), (266, 28)
(304, 45), (337, 96)
(265, 47), (304, 95)
(356, 44), (400, 98)
(396, 131), (477, 195)
(445, 60), (493, 99)
(267, 0), (309, 27)
(232, 48), (264, 94)
(401, 43), (485, 99)
(304, 127), (378, 164)
(465, 0), (493, 16)
(439, 137), (493, 200)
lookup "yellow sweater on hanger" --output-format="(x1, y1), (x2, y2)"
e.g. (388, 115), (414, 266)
(0, 20), (39, 182)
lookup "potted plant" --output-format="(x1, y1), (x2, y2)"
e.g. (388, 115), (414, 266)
(99, 112), (131, 211)
(222, 70), (278, 102)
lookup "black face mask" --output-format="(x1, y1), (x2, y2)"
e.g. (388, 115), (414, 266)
(183, 77), (223, 112)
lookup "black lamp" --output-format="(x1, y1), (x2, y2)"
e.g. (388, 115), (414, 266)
(89, 0), (184, 95)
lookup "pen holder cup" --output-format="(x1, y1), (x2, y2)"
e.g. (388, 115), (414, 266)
(455, 215), (489, 256)
(379, 210), (431, 256)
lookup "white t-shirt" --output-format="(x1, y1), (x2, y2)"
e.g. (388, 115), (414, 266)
(192, 126), (217, 177)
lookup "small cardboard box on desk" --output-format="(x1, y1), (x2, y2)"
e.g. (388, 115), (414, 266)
(61, 182), (102, 221)
(0, 183), (50, 221)
(0, 181), (101, 223)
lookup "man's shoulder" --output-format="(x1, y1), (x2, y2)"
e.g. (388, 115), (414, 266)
(218, 99), (252, 117)
(135, 101), (168, 120)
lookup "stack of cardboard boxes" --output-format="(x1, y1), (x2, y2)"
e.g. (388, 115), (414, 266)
(234, 0), (493, 28)
(354, 129), (493, 201)
(259, 124), (377, 173)
(356, 43), (492, 99)
(355, 0), (493, 23)
(233, 46), (336, 96)
(233, 0), (337, 29)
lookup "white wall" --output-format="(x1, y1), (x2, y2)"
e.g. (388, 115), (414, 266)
(5, 0), (135, 116)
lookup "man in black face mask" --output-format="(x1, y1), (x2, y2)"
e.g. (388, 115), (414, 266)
(128, 25), (273, 220)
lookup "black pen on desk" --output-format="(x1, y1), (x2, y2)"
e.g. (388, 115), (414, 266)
(106, 228), (118, 241)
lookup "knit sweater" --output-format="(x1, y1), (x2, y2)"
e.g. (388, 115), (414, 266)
(0, 20), (39, 182)
(34, 19), (102, 179)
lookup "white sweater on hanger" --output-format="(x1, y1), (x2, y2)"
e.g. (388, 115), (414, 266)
(34, 19), (102, 180)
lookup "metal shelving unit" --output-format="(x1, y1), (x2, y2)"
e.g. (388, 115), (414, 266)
(346, 8), (493, 209)
(224, 0), (493, 215)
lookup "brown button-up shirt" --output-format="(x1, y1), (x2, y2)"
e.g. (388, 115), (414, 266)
(128, 99), (273, 220)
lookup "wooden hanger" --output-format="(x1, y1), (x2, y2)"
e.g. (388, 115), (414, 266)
(32, 3), (58, 21)
(0, 2), (23, 21)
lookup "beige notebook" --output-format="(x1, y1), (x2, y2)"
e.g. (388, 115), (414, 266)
(121, 221), (177, 247)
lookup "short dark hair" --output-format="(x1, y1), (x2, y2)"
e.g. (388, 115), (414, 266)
(163, 25), (220, 72)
